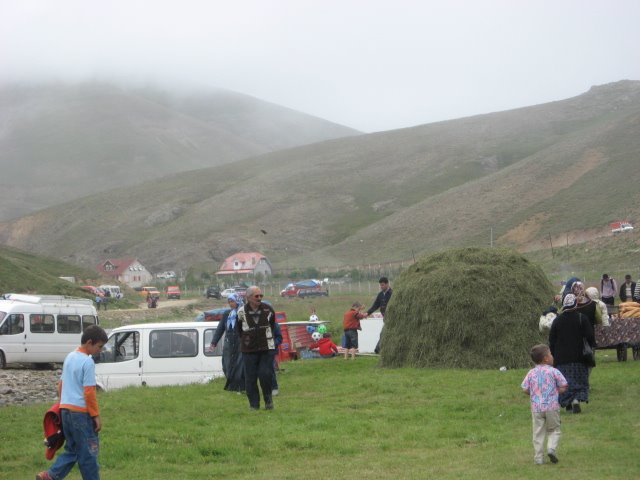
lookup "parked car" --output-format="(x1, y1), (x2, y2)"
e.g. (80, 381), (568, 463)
(156, 271), (177, 279)
(80, 286), (104, 297)
(220, 288), (235, 298)
(195, 307), (231, 322)
(139, 286), (160, 298)
(232, 286), (247, 298)
(280, 280), (328, 298)
(165, 285), (181, 300)
(99, 285), (123, 299)
(205, 286), (222, 299)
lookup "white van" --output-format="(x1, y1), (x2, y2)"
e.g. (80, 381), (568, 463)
(94, 321), (224, 391)
(98, 285), (123, 299)
(0, 294), (99, 368)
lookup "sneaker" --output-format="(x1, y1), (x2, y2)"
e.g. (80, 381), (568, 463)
(548, 451), (559, 464)
(36, 473), (53, 480)
(534, 460), (544, 465)
(265, 402), (274, 410)
(572, 402), (582, 414)
(272, 389), (279, 396)
(249, 406), (260, 411)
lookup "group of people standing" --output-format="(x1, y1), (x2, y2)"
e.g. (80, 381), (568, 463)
(342, 277), (393, 359)
(211, 278), (394, 409)
(523, 274), (620, 465)
(210, 286), (281, 411)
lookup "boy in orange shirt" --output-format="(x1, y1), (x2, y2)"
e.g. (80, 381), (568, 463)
(37, 325), (108, 480)
(342, 301), (367, 360)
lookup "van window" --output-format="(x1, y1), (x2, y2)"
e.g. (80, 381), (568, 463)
(0, 314), (24, 335)
(82, 315), (98, 330)
(30, 314), (55, 333)
(150, 329), (198, 358)
(98, 331), (140, 363)
(203, 328), (223, 357)
(57, 315), (82, 334)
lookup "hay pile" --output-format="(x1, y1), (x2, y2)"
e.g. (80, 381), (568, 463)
(380, 248), (553, 369)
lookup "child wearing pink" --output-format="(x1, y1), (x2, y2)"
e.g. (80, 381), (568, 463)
(521, 344), (568, 465)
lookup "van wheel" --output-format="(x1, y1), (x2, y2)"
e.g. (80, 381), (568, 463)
(0, 352), (6, 369)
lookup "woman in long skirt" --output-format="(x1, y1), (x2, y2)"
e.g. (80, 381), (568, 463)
(549, 294), (596, 414)
(211, 293), (245, 392)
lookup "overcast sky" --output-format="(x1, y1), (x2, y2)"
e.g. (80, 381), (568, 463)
(1, 0), (639, 132)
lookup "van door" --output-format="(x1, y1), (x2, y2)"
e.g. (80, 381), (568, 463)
(95, 329), (143, 390)
(0, 314), (27, 364)
(25, 313), (59, 363)
(141, 327), (220, 387)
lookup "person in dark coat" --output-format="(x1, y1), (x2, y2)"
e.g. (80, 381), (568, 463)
(211, 293), (245, 392)
(367, 277), (392, 354)
(236, 286), (277, 410)
(619, 274), (636, 302)
(549, 294), (596, 414)
(571, 281), (600, 329)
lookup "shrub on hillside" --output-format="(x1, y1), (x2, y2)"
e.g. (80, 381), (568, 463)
(380, 248), (553, 369)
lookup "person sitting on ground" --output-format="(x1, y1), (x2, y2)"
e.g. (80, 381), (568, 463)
(311, 333), (339, 358)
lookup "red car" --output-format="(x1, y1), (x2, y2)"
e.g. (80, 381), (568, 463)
(280, 280), (328, 298)
(81, 286), (104, 297)
(165, 285), (181, 300)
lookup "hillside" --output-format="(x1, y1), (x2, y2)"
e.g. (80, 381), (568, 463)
(0, 245), (102, 296)
(0, 82), (359, 220)
(0, 80), (639, 274)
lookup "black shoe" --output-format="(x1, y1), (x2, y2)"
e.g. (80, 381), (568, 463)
(548, 452), (559, 464)
(249, 406), (260, 411)
(572, 402), (581, 414)
(265, 402), (274, 410)
(565, 405), (572, 412)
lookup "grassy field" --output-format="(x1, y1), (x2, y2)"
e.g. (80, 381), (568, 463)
(2, 352), (639, 479)
(2, 288), (640, 479)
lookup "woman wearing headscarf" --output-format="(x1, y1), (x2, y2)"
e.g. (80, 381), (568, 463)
(211, 293), (245, 392)
(549, 294), (596, 414)
(571, 281), (601, 329)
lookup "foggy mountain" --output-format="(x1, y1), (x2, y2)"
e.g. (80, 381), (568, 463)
(0, 80), (639, 274)
(0, 81), (360, 220)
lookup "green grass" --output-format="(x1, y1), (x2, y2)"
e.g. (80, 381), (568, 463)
(2, 353), (639, 479)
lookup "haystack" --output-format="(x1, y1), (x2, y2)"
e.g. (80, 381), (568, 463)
(380, 248), (553, 369)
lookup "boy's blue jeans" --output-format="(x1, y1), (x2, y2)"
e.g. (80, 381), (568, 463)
(48, 409), (100, 480)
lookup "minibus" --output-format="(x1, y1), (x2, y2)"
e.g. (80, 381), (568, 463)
(94, 321), (224, 391)
(0, 294), (99, 368)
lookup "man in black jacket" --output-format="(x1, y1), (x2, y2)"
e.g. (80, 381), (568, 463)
(619, 274), (637, 302)
(367, 277), (392, 354)
(236, 286), (277, 410)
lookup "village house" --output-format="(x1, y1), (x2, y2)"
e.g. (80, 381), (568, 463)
(216, 252), (272, 282)
(96, 257), (153, 288)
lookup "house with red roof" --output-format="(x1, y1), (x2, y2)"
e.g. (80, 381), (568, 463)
(216, 252), (272, 281)
(96, 257), (153, 288)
